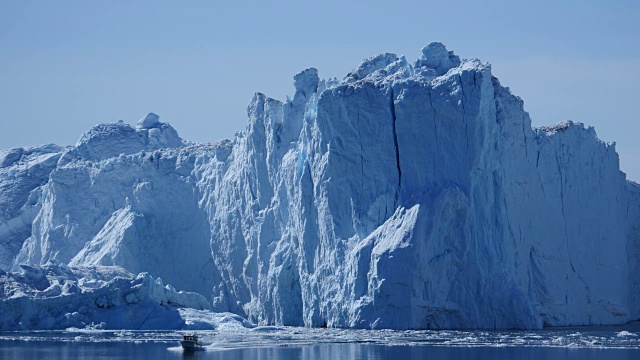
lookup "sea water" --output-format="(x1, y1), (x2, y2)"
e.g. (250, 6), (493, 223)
(1, 325), (639, 359)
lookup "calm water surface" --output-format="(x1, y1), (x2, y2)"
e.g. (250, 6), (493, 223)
(1, 326), (639, 360)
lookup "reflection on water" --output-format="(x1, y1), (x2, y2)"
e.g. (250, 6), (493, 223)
(180, 344), (640, 360)
(1, 326), (640, 360)
(1, 341), (639, 360)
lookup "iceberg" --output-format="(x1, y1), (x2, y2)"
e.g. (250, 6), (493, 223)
(0, 42), (638, 330)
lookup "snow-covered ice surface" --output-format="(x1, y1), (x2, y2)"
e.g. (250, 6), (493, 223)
(1, 42), (640, 330)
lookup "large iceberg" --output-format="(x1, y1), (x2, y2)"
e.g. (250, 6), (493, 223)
(1, 43), (639, 330)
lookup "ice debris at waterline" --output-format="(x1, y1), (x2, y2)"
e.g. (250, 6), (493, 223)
(1, 42), (639, 331)
(3, 326), (640, 350)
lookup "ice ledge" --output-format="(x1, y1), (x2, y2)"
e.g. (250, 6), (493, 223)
(535, 121), (598, 139)
(0, 264), (235, 330)
(60, 113), (186, 163)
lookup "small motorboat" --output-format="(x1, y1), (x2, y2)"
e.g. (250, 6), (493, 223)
(180, 334), (205, 351)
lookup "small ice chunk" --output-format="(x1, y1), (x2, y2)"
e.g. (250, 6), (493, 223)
(95, 294), (110, 308)
(350, 53), (399, 80)
(125, 292), (139, 304)
(61, 282), (80, 295)
(293, 68), (319, 98)
(136, 112), (160, 129)
(0, 147), (24, 167)
(416, 42), (461, 76)
(617, 331), (637, 337)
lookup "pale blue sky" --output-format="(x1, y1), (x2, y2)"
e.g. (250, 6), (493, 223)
(1, 1), (639, 178)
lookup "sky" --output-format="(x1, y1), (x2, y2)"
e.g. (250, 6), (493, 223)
(1, 0), (639, 178)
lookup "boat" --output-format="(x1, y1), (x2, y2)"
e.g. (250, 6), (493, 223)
(180, 333), (205, 351)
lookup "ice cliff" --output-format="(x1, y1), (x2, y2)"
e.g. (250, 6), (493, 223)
(1, 43), (639, 330)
